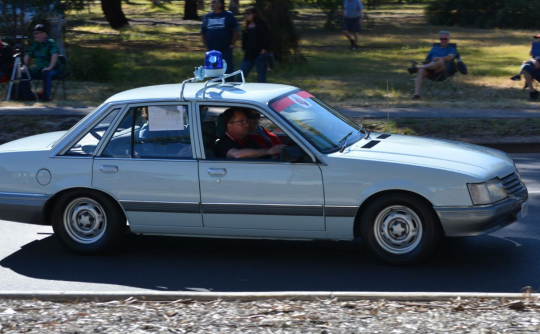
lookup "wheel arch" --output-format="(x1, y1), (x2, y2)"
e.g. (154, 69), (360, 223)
(42, 187), (127, 226)
(353, 189), (443, 239)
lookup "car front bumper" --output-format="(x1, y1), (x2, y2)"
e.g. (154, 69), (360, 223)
(0, 192), (50, 225)
(434, 188), (528, 237)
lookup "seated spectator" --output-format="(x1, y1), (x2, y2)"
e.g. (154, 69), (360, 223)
(245, 109), (282, 149)
(214, 108), (285, 159)
(19, 24), (61, 102)
(0, 36), (14, 76)
(510, 34), (540, 82)
(518, 58), (540, 101)
(408, 31), (456, 100)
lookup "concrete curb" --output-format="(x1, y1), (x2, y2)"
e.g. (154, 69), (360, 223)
(0, 291), (537, 302)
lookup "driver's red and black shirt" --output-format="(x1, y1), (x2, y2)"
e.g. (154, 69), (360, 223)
(213, 132), (261, 158)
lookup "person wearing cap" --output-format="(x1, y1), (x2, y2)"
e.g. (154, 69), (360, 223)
(0, 36), (14, 75)
(245, 109), (282, 150)
(201, 0), (240, 80)
(20, 24), (60, 101)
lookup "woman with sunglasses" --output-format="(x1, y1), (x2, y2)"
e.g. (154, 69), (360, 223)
(240, 6), (272, 83)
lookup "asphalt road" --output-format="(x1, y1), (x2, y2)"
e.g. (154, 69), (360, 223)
(0, 154), (538, 294)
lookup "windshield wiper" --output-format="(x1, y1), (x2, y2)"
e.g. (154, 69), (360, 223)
(358, 124), (370, 139)
(339, 131), (353, 153)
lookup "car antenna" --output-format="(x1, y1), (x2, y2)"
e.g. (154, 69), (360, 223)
(386, 80), (391, 134)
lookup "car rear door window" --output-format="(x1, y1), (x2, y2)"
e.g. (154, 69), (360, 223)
(101, 105), (193, 159)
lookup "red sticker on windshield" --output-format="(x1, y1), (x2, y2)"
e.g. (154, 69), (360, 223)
(271, 91), (314, 112)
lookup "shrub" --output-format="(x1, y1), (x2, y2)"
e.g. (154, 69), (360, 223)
(67, 46), (118, 82)
(426, 0), (540, 29)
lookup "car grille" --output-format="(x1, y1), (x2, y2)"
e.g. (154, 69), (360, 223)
(501, 172), (526, 196)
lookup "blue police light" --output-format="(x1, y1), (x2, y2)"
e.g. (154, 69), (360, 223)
(205, 50), (223, 69)
(203, 50), (227, 77)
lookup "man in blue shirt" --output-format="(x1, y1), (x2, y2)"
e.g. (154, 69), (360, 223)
(201, 0), (240, 78)
(343, 0), (363, 50)
(409, 31), (456, 99)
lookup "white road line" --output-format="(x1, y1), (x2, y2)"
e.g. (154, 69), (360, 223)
(529, 191), (540, 194)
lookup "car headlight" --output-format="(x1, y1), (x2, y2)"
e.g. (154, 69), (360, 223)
(468, 178), (508, 205)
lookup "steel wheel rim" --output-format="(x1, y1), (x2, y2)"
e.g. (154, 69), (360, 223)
(373, 205), (423, 255)
(63, 197), (107, 244)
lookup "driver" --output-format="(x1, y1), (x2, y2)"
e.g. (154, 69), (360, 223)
(214, 108), (286, 159)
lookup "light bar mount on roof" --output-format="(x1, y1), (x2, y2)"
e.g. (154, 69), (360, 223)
(179, 51), (246, 100)
(179, 70), (245, 100)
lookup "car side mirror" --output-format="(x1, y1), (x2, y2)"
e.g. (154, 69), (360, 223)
(280, 146), (310, 163)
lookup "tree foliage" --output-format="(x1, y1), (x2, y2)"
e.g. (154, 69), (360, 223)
(426, 0), (540, 29)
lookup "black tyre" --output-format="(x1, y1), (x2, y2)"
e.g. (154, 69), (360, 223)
(51, 190), (125, 255)
(360, 194), (441, 265)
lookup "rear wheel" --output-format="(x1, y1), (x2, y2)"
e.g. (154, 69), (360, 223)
(360, 194), (441, 265)
(52, 190), (125, 255)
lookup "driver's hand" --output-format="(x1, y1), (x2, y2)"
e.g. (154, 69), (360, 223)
(268, 144), (286, 155)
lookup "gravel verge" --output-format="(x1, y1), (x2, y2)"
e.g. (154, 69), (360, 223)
(1, 296), (540, 333)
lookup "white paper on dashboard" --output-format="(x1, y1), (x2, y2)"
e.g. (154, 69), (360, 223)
(148, 106), (185, 131)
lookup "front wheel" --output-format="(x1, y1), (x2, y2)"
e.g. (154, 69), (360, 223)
(52, 190), (125, 255)
(360, 194), (441, 265)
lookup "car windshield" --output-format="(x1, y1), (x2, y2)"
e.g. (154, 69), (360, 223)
(270, 91), (365, 153)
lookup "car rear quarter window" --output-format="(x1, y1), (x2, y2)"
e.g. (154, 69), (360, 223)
(63, 108), (121, 156)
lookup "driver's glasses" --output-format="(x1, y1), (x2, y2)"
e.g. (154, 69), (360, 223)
(229, 120), (249, 125)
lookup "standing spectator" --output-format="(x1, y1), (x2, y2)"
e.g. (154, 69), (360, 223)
(201, 0), (240, 79)
(20, 24), (60, 102)
(240, 6), (272, 83)
(343, 0), (363, 50)
(0, 36), (14, 75)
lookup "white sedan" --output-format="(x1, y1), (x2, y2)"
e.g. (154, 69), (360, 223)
(0, 82), (529, 264)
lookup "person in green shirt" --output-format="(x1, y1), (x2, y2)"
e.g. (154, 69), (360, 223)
(20, 24), (60, 101)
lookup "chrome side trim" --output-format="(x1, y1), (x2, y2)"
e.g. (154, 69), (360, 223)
(95, 157), (197, 163)
(120, 200), (200, 214)
(0, 192), (51, 225)
(202, 203), (323, 216)
(325, 205), (358, 218)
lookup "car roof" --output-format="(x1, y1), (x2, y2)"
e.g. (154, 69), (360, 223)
(105, 83), (299, 105)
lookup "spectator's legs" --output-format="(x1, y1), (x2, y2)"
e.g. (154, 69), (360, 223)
(353, 32), (359, 47)
(523, 72), (535, 92)
(240, 57), (255, 78)
(413, 68), (429, 96)
(417, 58), (446, 72)
(255, 54), (267, 83)
(42, 70), (59, 100)
(342, 30), (354, 48)
(221, 48), (235, 82)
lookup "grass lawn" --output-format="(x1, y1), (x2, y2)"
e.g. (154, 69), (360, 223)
(2, 0), (540, 110)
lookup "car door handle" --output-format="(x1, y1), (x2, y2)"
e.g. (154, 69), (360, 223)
(100, 165), (118, 173)
(208, 168), (227, 176)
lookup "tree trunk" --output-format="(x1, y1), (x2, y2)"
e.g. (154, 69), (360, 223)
(101, 0), (129, 30)
(49, 13), (66, 57)
(183, 0), (199, 20)
(229, 0), (240, 14)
